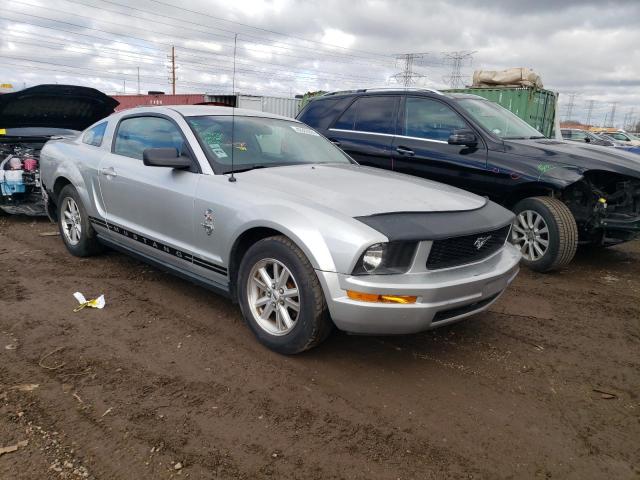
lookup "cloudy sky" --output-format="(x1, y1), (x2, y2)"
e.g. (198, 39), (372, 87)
(1, 0), (639, 128)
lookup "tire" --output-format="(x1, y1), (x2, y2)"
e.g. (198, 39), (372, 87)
(511, 197), (578, 273)
(237, 235), (333, 354)
(57, 185), (103, 257)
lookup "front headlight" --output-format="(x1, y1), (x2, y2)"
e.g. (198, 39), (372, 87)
(352, 241), (418, 275)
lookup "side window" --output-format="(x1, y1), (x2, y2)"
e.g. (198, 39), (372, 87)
(114, 116), (185, 160)
(334, 100), (357, 130)
(82, 122), (107, 147)
(612, 133), (627, 141)
(403, 97), (467, 141)
(572, 131), (587, 141)
(333, 96), (398, 134)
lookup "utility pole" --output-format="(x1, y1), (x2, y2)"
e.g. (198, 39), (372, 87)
(137, 67), (140, 95)
(390, 53), (429, 87)
(123, 79), (126, 94)
(443, 51), (476, 88)
(585, 99), (595, 127)
(169, 46), (176, 95)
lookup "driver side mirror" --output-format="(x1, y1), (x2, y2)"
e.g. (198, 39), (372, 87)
(143, 148), (192, 169)
(584, 137), (591, 143)
(448, 129), (478, 147)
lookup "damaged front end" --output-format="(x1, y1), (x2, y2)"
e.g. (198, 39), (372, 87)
(0, 140), (46, 216)
(563, 171), (640, 245)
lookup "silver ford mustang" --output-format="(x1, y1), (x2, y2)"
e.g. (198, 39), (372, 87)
(40, 106), (521, 354)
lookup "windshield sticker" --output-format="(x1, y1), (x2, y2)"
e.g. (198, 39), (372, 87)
(0, 129), (5, 135)
(210, 144), (228, 159)
(233, 142), (247, 151)
(203, 131), (224, 145)
(290, 125), (319, 136)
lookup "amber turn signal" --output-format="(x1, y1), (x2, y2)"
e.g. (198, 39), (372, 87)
(347, 290), (417, 304)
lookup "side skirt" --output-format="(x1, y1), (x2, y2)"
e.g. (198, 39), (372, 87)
(98, 235), (232, 300)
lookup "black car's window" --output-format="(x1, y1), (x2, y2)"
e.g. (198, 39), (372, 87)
(403, 97), (467, 141)
(113, 116), (185, 160)
(298, 97), (351, 130)
(82, 122), (107, 147)
(333, 96), (398, 134)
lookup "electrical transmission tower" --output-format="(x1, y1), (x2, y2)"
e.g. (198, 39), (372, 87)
(585, 99), (595, 126)
(563, 93), (578, 121)
(442, 51), (476, 88)
(607, 102), (618, 127)
(389, 53), (429, 87)
(623, 107), (635, 130)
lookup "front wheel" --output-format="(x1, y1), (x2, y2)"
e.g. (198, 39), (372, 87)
(57, 185), (103, 257)
(237, 235), (333, 354)
(511, 197), (578, 272)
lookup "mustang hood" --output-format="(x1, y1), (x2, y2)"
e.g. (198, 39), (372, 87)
(0, 84), (119, 131)
(237, 163), (487, 217)
(506, 139), (640, 179)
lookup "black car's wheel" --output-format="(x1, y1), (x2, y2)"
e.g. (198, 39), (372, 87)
(511, 197), (578, 272)
(237, 235), (333, 354)
(57, 185), (103, 257)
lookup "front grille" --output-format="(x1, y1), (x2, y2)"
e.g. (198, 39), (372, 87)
(426, 225), (511, 270)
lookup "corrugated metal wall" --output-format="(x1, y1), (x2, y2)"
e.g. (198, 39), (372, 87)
(260, 96), (301, 118)
(204, 94), (301, 118)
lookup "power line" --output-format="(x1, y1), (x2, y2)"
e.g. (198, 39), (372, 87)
(144, 0), (392, 60)
(442, 50), (476, 88)
(389, 53), (429, 87)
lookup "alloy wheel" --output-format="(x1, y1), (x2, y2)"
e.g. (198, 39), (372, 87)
(247, 258), (300, 336)
(61, 197), (82, 246)
(512, 210), (550, 261)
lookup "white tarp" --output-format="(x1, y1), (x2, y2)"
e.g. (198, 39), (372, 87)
(472, 68), (543, 88)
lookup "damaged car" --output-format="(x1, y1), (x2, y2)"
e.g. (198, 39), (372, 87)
(39, 106), (521, 353)
(0, 84), (118, 215)
(298, 89), (640, 272)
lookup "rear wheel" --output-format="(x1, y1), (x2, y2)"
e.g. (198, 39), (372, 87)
(57, 185), (103, 257)
(237, 235), (333, 354)
(511, 196), (578, 272)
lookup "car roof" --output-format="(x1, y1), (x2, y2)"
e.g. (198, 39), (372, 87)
(113, 105), (297, 122)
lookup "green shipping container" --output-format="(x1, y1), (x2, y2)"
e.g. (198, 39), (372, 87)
(444, 87), (558, 138)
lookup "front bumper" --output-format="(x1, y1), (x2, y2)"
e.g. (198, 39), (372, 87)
(317, 244), (521, 335)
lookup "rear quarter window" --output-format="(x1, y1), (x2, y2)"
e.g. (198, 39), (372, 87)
(82, 122), (107, 147)
(297, 97), (353, 131)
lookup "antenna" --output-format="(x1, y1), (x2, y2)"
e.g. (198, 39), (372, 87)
(229, 33), (238, 183)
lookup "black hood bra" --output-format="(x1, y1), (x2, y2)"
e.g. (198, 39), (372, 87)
(0, 84), (119, 132)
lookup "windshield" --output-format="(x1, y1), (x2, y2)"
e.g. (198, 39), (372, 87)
(456, 98), (545, 139)
(0, 127), (79, 137)
(186, 115), (352, 173)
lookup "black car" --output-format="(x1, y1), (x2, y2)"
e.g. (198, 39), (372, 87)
(297, 88), (640, 272)
(0, 84), (118, 215)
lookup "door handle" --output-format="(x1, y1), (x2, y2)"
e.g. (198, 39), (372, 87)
(329, 139), (341, 147)
(100, 167), (117, 177)
(395, 146), (415, 156)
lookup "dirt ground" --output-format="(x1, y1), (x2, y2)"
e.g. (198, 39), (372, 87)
(0, 215), (638, 480)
